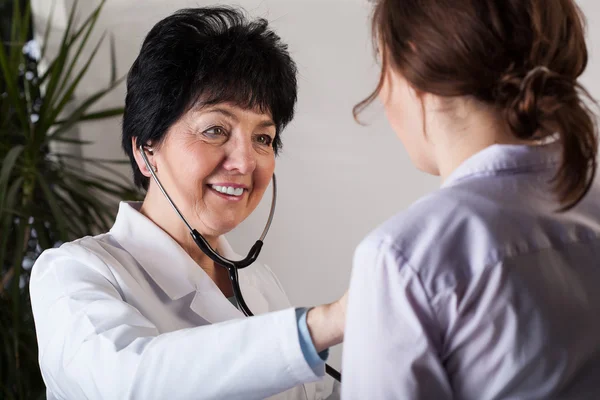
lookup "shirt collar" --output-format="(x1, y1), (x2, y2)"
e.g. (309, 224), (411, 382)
(442, 142), (561, 188)
(109, 202), (244, 300)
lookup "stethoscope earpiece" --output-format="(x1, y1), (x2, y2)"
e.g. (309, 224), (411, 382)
(140, 145), (157, 171)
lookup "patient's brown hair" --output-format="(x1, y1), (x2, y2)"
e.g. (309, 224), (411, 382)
(356, 0), (598, 210)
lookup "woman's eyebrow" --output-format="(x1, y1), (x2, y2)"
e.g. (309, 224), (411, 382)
(201, 107), (238, 121)
(257, 120), (276, 128)
(197, 106), (276, 128)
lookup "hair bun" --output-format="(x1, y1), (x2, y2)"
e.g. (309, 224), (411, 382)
(495, 66), (576, 140)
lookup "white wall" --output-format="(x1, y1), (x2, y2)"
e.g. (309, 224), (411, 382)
(31, 0), (600, 371)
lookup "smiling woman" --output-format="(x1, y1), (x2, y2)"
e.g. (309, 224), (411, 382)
(28, 6), (345, 400)
(134, 104), (277, 241)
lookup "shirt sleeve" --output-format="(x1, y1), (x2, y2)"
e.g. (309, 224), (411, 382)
(295, 307), (329, 376)
(341, 235), (453, 399)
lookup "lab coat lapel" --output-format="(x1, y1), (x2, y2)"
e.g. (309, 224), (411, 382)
(110, 202), (198, 300)
(189, 269), (270, 323)
(189, 288), (244, 323)
(189, 238), (272, 323)
(111, 202), (270, 324)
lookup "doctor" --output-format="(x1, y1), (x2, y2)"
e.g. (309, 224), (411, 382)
(30, 7), (344, 400)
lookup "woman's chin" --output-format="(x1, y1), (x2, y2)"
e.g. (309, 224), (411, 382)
(201, 218), (242, 237)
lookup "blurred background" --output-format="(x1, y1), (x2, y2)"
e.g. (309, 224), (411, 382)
(2, 0), (599, 397)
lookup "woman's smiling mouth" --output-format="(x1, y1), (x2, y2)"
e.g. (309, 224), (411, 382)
(207, 183), (248, 200)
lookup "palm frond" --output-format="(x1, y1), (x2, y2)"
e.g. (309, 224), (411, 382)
(0, 1), (141, 398)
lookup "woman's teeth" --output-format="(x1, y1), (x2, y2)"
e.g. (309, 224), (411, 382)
(210, 185), (245, 197)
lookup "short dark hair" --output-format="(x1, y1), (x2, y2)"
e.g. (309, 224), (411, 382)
(122, 7), (298, 189)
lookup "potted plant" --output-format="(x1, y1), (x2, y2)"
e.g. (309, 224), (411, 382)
(0, 0), (139, 397)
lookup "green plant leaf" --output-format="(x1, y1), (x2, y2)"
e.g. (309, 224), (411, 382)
(1, 0), (124, 395)
(66, 0), (107, 50)
(51, 4), (104, 114)
(0, 208), (27, 218)
(57, 153), (130, 165)
(58, 179), (115, 232)
(35, 172), (68, 240)
(50, 191), (90, 237)
(0, 39), (28, 128)
(36, 0), (79, 134)
(13, 230), (26, 399)
(51, 137), (94, 145)
(48, 75), (125, 140)
(10, 0), (21, 46)
(19, 2), (32, 51)
(62, 167), (136, 194)
(48, 32), (107, 125)
(32, 220), (52, 251)
(61, 175), (126, 201)
(49, 167), (122, 235)
(55, 156), (134, 188)
(49, 182), (98, 236)
(0, 326), (15, 397)
(7, 0), (31, 71)
(109, 33), (117, 84)
(38, 0), (105, 86)
(0, 177), (24, 290)
(0, 145), (24, 207)
(37, 0), (108, 99)
(1, 176), (24, 218)
(40, 0), (58, 61)
(54, 107), (124, 124)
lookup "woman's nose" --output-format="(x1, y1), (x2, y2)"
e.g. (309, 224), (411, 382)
(222, 138), (257, 174)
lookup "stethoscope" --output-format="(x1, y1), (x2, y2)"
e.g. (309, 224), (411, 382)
(139, 145), (341, 382)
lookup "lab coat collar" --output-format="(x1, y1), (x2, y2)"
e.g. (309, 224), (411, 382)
(442, 141), (561, 188)
(110, 202), (259, 322)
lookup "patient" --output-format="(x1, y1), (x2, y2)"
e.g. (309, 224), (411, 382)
(343, 0), (600, 398)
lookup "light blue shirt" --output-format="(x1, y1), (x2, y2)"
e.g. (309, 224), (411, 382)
(295, 307), (329, 375)
(342, 143), (600, 399)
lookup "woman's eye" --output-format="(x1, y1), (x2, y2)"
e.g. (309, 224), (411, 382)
(203, 126), (227, 137)
(255, 134), (273, 146)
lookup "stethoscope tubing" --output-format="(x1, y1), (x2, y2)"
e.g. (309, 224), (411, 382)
(139, 145), (341, 382)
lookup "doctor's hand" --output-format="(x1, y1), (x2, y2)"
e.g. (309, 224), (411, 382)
(306, 291), (348, 352)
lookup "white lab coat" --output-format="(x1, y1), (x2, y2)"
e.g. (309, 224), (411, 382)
(30, 202), (338, 400)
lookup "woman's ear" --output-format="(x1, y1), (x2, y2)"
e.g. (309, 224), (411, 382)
(132, 137), (157, 177)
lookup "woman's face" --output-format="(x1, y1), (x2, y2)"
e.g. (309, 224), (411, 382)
(143, 103), (276, 237)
